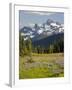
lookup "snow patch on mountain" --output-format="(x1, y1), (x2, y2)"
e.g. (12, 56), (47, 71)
(20, 19), (64, 41)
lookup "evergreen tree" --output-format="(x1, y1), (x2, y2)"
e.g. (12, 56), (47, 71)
(49, 44), (54, 53)
(26, 38), (34, 63)
(19, 33), (25, 56)
(26, 38), (32, 55)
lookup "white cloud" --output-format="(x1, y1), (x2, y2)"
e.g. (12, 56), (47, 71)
(30, 12), (55, 16)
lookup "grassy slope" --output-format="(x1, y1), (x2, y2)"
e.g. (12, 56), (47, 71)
(19, 53), (64, 79)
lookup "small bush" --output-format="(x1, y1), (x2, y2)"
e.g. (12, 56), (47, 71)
(27, 56), (34, 63)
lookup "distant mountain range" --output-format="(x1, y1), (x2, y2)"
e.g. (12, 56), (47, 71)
(19, 19), (64, 47)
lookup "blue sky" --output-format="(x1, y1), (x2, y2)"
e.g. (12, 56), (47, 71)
(19, 10), (64, 29)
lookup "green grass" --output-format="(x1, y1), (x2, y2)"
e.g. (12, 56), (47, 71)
(19, 53), (64, 79)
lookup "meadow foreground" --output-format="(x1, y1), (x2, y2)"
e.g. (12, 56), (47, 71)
(19, 53), (64, 79)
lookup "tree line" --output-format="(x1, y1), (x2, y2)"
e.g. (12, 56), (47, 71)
(32, 38), (64, 54)
(19, 33), (64, 57)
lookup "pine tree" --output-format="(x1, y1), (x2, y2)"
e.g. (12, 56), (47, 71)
(26, 38), (34, 63)
(49, 44), (54, 53)
(19, 33), (25, 56)
(26, 38), (32, 55)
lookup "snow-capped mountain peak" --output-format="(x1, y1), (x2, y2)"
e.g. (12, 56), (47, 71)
(20, 19), (64, 41)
